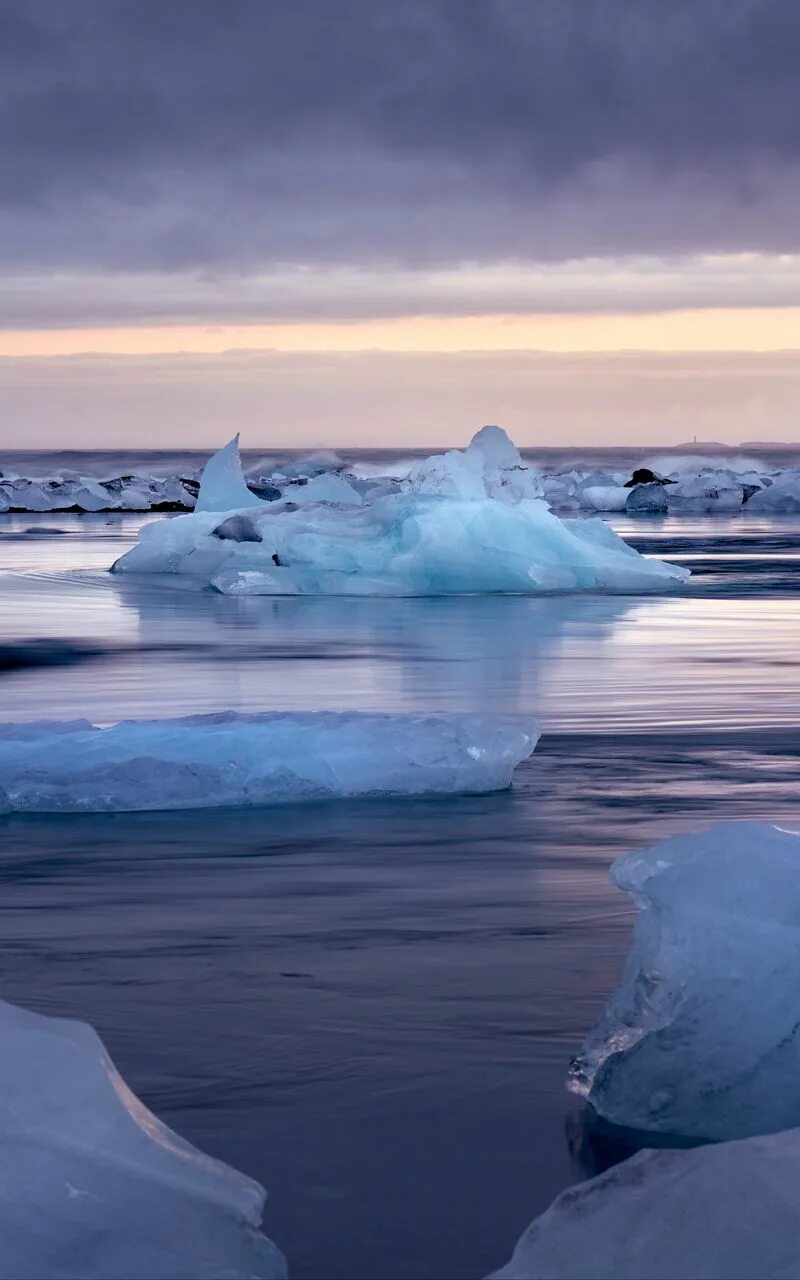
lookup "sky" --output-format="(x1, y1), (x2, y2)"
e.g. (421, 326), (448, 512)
(2, 0), (800, 448)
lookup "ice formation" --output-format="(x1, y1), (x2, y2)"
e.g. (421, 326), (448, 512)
(0, 995), (285, 1280)
(492, 1126), (800, 1280)
(194, 433), (266, 513)
(569, 821), (800, 1140)
(0, 711), (538, 812)
(112, 431), (688, 594)
(2, 432), (799, 514)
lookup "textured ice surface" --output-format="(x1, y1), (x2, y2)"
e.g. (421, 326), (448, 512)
(113, 432), (688, 595)
(492, 1126), (800, 1280)
(569, 821), (800, 1140)
(0, 711), (538, 812)
(194, 433), (265, 512)
(0, 996), (285, 1280)
(665, 471), (745, 512)
(747, 478), (800, 512)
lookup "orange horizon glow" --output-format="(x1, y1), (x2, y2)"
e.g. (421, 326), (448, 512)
(4, 307), (800, 358)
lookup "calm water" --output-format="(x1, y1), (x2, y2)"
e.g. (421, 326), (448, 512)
(1, 509), (800, 1278)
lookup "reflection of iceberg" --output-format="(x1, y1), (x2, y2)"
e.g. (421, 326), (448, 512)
(0, 711), (538, 812)
(112, 432), (688, 595)
(109, 575), (639, 720)
(569, 822), (800, 1141)
(0, 995), (285, 1279)
(493, 1126), (800, 1280)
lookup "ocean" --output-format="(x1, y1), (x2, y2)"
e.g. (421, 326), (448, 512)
(1, 449), (800, 1278)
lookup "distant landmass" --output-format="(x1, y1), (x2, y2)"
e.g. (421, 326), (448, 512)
(670, 441), (732, 451)
(739, 441), (795, 449)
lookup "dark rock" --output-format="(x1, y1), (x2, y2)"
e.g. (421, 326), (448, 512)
(623, 468), (675, 488)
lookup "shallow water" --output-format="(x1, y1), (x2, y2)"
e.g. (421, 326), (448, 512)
(1, 511), (799, 1278)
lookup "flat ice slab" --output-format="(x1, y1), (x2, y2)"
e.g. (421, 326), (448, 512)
(492, 1126), (800, 1280)
(0, 711), (539, 812)
(569, 821), (800, 1140)
(0, 996), (285, 1280)
(112, 431), (689, 595)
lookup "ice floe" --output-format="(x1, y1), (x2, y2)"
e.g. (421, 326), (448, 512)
(0, 711), (538, 812)
(0, 995), (285, 1280)
(569, 821), (800, 1141)
(492, 1125), (800, 1280)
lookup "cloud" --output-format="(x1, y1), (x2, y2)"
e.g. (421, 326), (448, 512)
(3, 254), (800, 330)
(3, 348), (799, 447)
(2, 0), (800, 285)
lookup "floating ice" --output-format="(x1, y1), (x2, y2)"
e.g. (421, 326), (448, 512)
(747, 477), (800, 512)
(194, 433), (265, 512)
(113, 431), (688, 595)
(581, 485), (628, 513)
(625, 483), (668, 514)
(665, 471), (745, 512)
(569, 821), (800, 1140)
(492, 1126), (800, 1280)
(0, 995), (285, 1280)
(0, 711), (538, 812)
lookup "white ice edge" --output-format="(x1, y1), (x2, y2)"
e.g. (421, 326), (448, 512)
(0, 995), (285, 1279)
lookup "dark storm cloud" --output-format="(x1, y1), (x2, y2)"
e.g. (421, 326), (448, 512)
(2, 0), (800, 315)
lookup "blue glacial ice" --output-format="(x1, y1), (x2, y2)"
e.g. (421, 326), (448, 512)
(0, 995), (285, 1280)
(194, 432), (266, 512)
(492, 1125), (800, 1280)
(0, 711), (538, 812)
(112, 430), (689, 594)
(568, 821), (800, 1140)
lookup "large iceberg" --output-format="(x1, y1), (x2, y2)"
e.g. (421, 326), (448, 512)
(112, 431), (688, 595)
(0, 995), (285, 1280)
(492, 1125), (800, 1280)
(0, 711), (538, 812)
(569, 822), (800, 1140)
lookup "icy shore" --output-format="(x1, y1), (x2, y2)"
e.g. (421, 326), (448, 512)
(0, 996), (285, 1280)
(3, 431), (800, 514)
(0, 710), (538, 812)
(111, 430), (689, 594)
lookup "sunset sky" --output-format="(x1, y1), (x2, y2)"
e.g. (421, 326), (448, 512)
(2, 0), (800, 448)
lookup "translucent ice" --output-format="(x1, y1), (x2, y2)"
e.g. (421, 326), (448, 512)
(0, 711), (538, 812)
(569, 822), (800, 1140)
(747, 477), (800, 513)
(0, 995), (285, 1280)
(194, 433), (266, 512)
(493, 1126), (800, 1280)
(114, 431), (688, 595)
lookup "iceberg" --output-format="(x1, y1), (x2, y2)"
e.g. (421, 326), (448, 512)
(492, 1126), (800, 1280)
(113, 431), (689, 595)
(0, 711), (538, 812)
(194, 432), (265, 512)
(747, 477), (800, 513)
(0, 995), (285, 1280)
(569, 822), (800, 1140)
(665, 471), (745, 512)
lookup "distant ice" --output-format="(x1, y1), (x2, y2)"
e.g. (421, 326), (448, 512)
(0, 995), (285, 1280)
(569, 821), (800, 1140)
(492, 1126), (800, 1280)
(0, 710), (538, 812)
(113, 430), (689, 595)
(2, 434), (799, 515)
